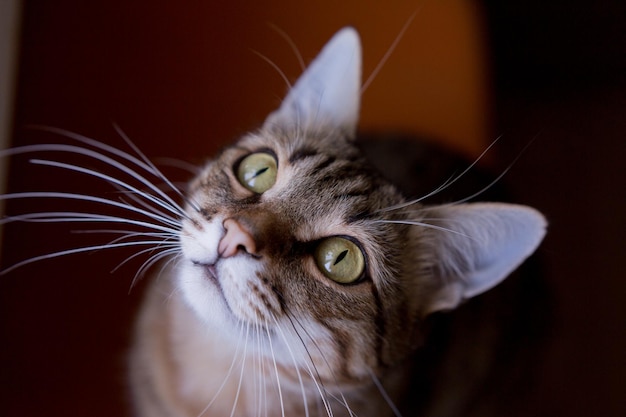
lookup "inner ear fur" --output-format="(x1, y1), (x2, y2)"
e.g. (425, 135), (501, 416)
(412, 202), (547, 316)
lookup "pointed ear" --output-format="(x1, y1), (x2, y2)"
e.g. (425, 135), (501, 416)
(263, 27), (362, 137)
(417, 203), (547, 315)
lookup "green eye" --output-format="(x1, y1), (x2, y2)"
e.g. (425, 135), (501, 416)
(237, 152), (278, 193)
(314, 237), (365, 284)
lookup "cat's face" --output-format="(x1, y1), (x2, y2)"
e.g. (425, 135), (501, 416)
(179, 125), (419, 382)
(174, 27), (545, 387)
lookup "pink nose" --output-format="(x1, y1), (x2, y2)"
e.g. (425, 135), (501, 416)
(218, 219), (257, 258)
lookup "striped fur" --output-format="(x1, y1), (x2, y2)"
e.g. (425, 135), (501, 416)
(127, 28), (546, 417)
(131, 124), (423, 416)
(0, 27), (546, 417)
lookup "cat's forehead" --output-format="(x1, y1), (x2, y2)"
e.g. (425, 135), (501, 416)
(239, 127), (360, 160)
(239, 129), (402, 207)
(198, 127), (404, 238)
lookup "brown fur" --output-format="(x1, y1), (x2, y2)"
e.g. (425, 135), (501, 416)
(129, 28), (546, 417)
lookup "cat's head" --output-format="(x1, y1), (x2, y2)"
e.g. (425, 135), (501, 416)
(177, 28), (546, 384)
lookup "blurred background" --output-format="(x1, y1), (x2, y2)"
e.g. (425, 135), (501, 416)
(1, 0), (624, 416)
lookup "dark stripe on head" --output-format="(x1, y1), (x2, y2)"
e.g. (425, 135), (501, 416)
(370, 283), (387, 367)
(317, 166), (364, 186)
(313, 156), (337, 172)
(289, 147), (318, 163)
(198, 207), (217, 220)
(331, 187), (371, 200)
(233, 194), (262, 207)
(318, 318), (352, 379)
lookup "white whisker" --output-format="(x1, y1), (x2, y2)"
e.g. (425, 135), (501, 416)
(268, 23), (306, 71)
(270, 314), (309, 417)
(0, 239), (173, 275)
(73, 229), (175, 241)
(367, 369), (403, 417)
(282, 312), (336, 417)
(431, 136), (540, 208)
(29, 158), (186, 220)
(264, 319), (286, 417)
(3, 141), (189, 217)
(252, 321), (261, 417)
(258, 321), (268, 417)
(377, 136), (502, 213)
(1, 193), (181, 230)
(24, 127), (157, 175)
(25, 125), (196, 211)
(114, 187), (179, 224)
(112, 241), (178, 273)
(252, 49), (293, 92)
(112, 124), (201, 212)
(152, 157), (201, 175)
(361, 6), (422, 94)
(229, 322), (250, 417)
(373, 219), (476, 240)
(196, 319), (248, 417)
(129, 249), (181, 292)
(2, 211), (180, 235)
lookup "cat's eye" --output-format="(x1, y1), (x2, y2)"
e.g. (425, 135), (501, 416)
(236, 152), (278, 193)
(314, 237), (365, 284)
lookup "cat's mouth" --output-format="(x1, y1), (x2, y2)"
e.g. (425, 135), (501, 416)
(193, 261), (220, 285)
(190, 258), (281, 326)
(190, 260), (223, 293)
(194, 261), (235, 316)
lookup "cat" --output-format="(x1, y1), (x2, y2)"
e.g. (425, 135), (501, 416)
(128, 28), (546, 417)
(0, 27), (546, 417)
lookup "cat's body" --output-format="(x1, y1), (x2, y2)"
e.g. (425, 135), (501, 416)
(127, 28), (546, 417)
(0, 27), (546, 417)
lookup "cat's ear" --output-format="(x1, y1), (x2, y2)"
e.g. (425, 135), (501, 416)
(416, 203), (547, 315)
(263, 27), (362, 138)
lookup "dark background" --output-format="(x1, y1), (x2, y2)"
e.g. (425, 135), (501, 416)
(483, 2), (626, 415)
(1, 0), (625, 416)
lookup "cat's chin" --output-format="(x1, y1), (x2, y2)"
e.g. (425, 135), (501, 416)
(176, 256), (279, 330)
(176, 260), (236, 330)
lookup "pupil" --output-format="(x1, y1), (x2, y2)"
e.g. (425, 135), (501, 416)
(334, 250), (349, 266)
(254, 167), (269, 178)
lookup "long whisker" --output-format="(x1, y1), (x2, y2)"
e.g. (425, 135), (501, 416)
(251, 50), (293, 91)
(372, 219), (477, 240)
(23, 127), (156, 174)
(366, 369), (403, 417)
(283, 310), (352, 417)
(281, 307), (334, 416)
(112, 123), (201, 212)
(2, 211), (180, 234)
(129, 248), (181, 291)
(114, 186), (179, 224)
(258, 320), (269, 417)
(252, 321), (262, 417)
(3, 141), (189, 218)
(264, 319), (286, 417)
(196, 319), (248, 417)
(229, 322), (250, 417)
(110, 239), (178, 273)
(270, 314), (310, 417)
(29, 158), (186, 220)
(26, 125), (198, 212)
(0, 240), (172, 275)
(1, 192), (180, 230)
(152, 157), (201, 175)
(361, 5), (423, 94)
(72, 228), (175, 239)
(268, 23), (306, 71)
(377, 136), (502, 213)
(426, 135), (541, 209)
